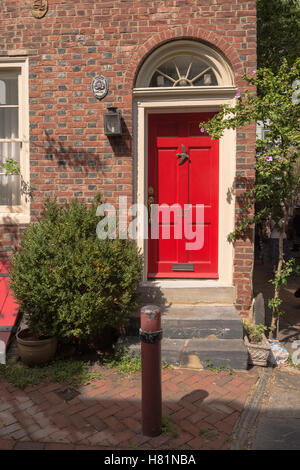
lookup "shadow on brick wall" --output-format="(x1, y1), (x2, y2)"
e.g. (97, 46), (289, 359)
(43, 131), (104, 177)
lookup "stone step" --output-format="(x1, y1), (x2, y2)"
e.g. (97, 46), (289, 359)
(118, 336), (248, 370)
(138, 282), (235, 306)
(126, 305), (243, 340)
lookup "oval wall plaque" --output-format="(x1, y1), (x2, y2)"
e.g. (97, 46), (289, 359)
(31, 0), (48, 19)
(91, 75), (109, 100)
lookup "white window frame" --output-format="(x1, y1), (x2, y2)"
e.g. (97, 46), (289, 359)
(0, 57), (30, 224)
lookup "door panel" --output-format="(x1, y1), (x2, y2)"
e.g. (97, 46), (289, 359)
(148, 113), (219, 278)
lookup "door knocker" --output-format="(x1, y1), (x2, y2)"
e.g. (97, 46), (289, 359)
(176, 144), (189, 165)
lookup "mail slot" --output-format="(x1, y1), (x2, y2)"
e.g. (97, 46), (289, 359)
(172, 263), (194, 272)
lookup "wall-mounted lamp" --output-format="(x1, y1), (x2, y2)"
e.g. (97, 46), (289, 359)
(104, 106), (122, 136)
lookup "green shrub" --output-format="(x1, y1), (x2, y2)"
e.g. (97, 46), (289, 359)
(9, 197), (143, 342)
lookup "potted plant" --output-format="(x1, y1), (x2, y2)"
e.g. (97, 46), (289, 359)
(243, 320), (271, 366)
(15, 328), (58, 367)
(10, 196), (143, 366)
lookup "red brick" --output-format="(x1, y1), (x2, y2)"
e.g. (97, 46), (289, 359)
(186, 436), (207, 449)
(44, 443), (75, 450)
(0, 423), (21, 437)
(0, 411), (17, 426)
(14, 441), (45, 451)
(0, 439), (15, 450)
(215, 419), (236, 436)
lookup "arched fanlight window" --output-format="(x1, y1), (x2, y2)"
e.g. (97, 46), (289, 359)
(149, 55), (218, 88)
(135, 40), (234, 89)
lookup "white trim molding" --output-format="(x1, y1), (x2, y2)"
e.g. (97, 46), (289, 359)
(133, 92), (237, 286)
(133, 86), (237, 99)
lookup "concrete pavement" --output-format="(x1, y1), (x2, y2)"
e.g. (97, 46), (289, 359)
(231, 365), (300, 450)
(251, 368), (300, 450)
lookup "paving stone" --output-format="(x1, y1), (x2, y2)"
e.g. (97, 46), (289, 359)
(45, 443), (75, 450)
(0, 403), (13, 413)
(206, 433), (230, 450)
(186, 436), (206, 449)
(0, 439), (15, 450)
(78, 404), (105, 418)
(14, 412), (35, 428)
(27, 393), (47, 406)
(106, 430), (136, 446)
(103, 415), (127, 432)
(64, 402), (88, 416)
(0, 423), (21, 437)
(74, 445), (98, 450)
(50, 413), (71, 428)
(45, 430), (69, 442)
(273, 370), (300, 392)
(86, 415), (108, 432)
(29, 427), (58, 441)
(39, 383), (63, 394)
(14, 441), (45, 450)
(0, 411), (17, 426)
(253, 418), (300, 450)
(206, 401), (235, 415)
(87, 430), (112, 446)
(32, 411), (52, 427)
(187, 409), (210, 424)
(266, 391), (300, 418)
(216, 419), (237, 435)
(25, 424), (40, 435)
(10, 428), (28, 440)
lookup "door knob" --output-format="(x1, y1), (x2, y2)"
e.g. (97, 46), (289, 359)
(148, 187), (155, 224)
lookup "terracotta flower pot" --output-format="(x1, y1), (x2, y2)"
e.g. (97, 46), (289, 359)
(16, 328), (57, 366)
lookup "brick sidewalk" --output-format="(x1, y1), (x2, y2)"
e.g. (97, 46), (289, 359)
(0, 367), (259, 450)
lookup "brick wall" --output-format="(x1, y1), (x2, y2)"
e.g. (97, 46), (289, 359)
(0, 0), (256, 315)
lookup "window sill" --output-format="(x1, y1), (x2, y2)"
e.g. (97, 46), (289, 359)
(0, 212), (30, 225)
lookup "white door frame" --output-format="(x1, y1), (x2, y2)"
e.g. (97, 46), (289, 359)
(133, 86), (237, 286)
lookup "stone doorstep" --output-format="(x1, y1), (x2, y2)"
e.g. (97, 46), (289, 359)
(137, 284), (235, 306)
(126, 305), (244, 340)
(119, 337), (249, 371)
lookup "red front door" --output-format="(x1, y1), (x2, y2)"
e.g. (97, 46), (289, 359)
(148, 113), (219, 278)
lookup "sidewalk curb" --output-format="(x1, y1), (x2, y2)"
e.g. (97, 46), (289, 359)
(230, 368), (272, 450)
